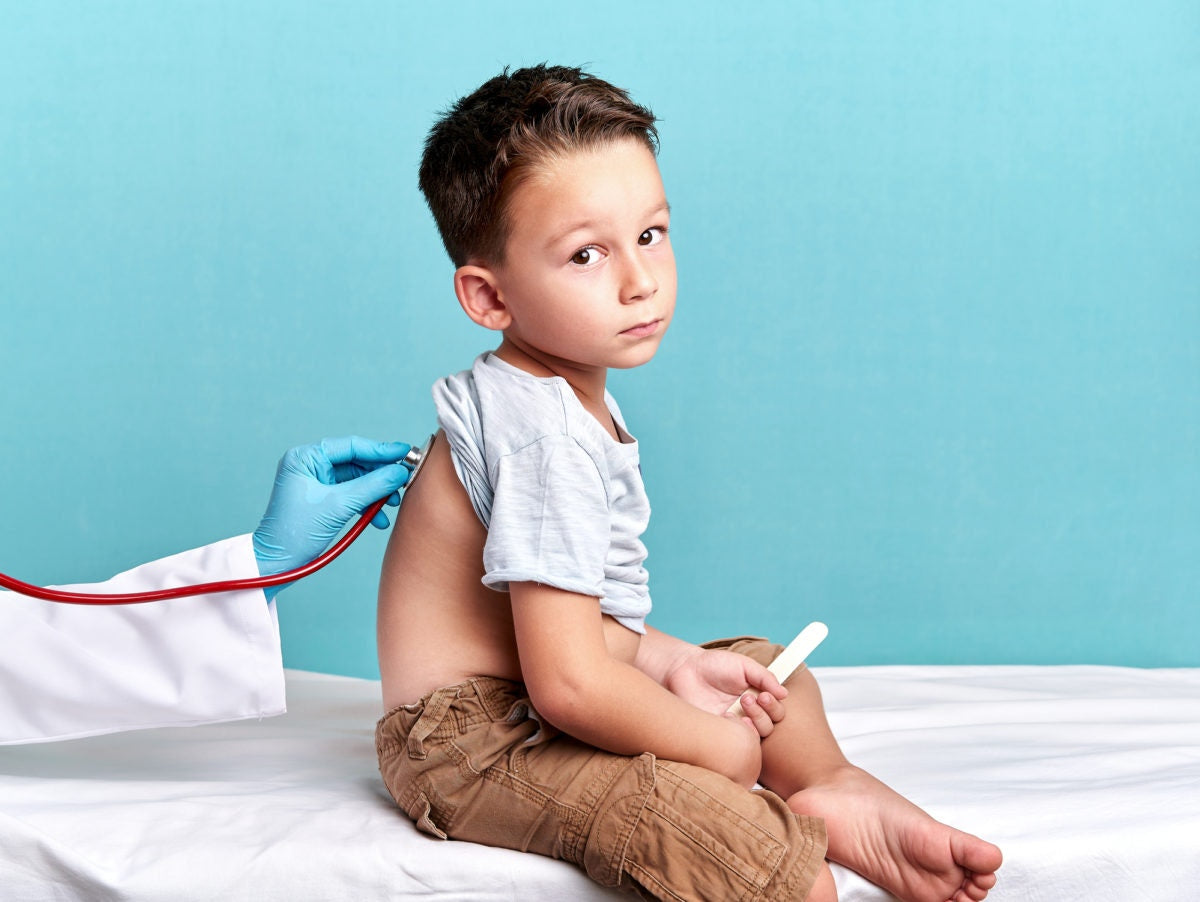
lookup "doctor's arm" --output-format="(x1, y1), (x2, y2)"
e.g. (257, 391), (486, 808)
(0, 436), (411, 746)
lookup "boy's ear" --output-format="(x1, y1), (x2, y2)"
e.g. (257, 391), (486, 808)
(454, 265), (511, 331)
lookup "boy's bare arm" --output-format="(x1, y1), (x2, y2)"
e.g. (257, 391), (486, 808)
(510, 582), (763, 787)
(629, 625), (697, 683)
(635, 626), (788, 728)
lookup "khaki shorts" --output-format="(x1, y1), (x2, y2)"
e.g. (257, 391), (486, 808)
(375, 637), (827, 901)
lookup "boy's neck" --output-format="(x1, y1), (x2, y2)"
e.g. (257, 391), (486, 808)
(493, 339), (619, 439)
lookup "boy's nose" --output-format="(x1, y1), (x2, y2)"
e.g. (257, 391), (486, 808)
(619, 255), (657, 303)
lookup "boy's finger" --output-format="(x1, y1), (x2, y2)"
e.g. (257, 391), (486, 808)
(745, 662), (787, 698)
(756, 691), (786, 724)
(739, 693), (774, 738)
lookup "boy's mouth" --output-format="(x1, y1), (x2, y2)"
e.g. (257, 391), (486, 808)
(620, 318), (662, 338)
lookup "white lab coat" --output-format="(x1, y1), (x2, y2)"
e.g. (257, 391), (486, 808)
(0, 535), (286, 745)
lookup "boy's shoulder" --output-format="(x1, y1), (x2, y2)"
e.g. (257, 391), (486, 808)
(434, 353), (611, 460)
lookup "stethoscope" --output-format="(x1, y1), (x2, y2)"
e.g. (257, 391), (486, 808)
(0, 435), (437, 605)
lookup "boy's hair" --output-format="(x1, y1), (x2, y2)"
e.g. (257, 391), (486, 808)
(419, 64), (658, 267)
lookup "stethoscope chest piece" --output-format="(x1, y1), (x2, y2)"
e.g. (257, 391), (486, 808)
(400, 433), (438, 487)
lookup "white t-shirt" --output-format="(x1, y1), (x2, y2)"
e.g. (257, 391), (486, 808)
(433, 353), (652, 633)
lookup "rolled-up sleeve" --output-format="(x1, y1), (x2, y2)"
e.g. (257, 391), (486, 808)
(482, 436), (610, 597)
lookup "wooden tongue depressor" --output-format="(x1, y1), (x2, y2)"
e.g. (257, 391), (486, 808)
(726, 622), (829, 718)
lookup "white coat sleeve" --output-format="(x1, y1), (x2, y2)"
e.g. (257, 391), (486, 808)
(0, 535), (286, 745)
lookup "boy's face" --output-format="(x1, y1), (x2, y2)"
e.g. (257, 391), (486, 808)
(488, 138), (676, 374)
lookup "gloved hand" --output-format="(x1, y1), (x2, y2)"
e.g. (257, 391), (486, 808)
(252, 436), (413, 598)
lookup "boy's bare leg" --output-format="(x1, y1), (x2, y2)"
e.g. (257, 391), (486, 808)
(807, 861), (839, 902)
(754, 668), (1002, 902)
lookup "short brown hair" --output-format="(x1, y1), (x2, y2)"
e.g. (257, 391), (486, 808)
(419, 64), (659, 266)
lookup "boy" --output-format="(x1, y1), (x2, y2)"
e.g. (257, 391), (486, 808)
(376, 65), (1002, 901)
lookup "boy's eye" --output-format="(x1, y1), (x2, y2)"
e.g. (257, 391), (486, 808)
(571, 247), (601, 266)
(638, 227), (666, 247)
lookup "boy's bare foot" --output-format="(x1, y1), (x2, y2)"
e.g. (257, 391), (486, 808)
(787, 765), (1002, 902)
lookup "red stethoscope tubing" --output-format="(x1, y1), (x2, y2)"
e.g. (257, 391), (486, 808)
(0, 497), (388, 606)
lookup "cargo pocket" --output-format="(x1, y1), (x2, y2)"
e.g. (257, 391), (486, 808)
(581, 752), (658, 887)
(620, 761), (824, 902)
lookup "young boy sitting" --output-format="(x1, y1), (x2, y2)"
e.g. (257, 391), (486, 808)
(376, 64), (1002, 902)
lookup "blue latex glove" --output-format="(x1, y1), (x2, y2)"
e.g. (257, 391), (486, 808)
(252, 436), (413, 599)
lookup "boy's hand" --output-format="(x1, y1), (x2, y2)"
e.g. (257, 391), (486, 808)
(663, 648), (788, 738)
(727, 690), (786, 739)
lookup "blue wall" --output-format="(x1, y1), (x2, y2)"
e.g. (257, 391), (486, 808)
(3, 2), (1197, 676)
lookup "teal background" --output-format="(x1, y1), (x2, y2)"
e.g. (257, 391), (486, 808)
(3, 2), (1197, 676)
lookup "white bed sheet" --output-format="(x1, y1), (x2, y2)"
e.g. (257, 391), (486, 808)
(2, 665), (1198, 901)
